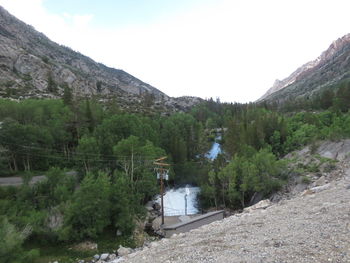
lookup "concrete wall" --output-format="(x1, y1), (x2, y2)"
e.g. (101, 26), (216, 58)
(163, 210), (224, 238)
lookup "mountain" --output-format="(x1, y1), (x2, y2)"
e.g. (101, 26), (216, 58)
(0, 6), (201, 111)
(259, 33), (350, 102)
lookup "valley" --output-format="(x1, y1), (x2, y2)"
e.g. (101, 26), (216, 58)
(0, 4), (350, 263)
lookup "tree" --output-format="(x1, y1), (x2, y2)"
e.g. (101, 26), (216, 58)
(62, 84), (73, 106)
(113, 136), (165, 202)
(60, 172), (111, 241)
(110, 172), (135, 235)
(213, 147), (285, 209)
(0, 216), (39, 263)
(47, 73), (57, 93)
(76, 135), (100, 173)
(85, 99), (95, 133)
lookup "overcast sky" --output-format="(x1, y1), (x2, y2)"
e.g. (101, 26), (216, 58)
(0, 0), (349, 102)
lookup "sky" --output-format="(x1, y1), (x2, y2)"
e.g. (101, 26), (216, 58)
(0, 0), (349, 103)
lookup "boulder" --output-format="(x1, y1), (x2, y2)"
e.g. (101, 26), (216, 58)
(100, 253), (109, 260)
(117, 245), (132, 257)
(314, 176), (327, 186)
(110, 258), (125, 263)
(152, 202), (161, 211)
(301, 189), (314, 196)
(310, 183), (331, 193)
(244, 199), (272, 213)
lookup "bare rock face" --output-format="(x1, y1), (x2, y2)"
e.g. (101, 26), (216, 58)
(0, 6), (204, 112)
(259, 33), (350, 102)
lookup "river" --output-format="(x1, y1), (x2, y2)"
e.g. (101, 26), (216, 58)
(156, 136), (222, 216)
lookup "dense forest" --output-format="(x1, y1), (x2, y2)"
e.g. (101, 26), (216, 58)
(1, 80), (350, 262)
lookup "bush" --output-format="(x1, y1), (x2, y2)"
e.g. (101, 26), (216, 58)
(0, 216), (39, 263)
(301, 176), (311, 184)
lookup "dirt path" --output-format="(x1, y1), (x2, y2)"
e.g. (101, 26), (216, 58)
(0, 175), (46, 186)
(0, 171), (76, 186)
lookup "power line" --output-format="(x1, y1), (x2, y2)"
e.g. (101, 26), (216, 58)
(0, 139), (157, 159)
(0, 140), (163, 162)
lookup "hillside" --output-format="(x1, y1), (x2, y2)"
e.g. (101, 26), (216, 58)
(103, 141), (350, 263)
(259, 34), (350, 102)
(0, 6), (201, 112)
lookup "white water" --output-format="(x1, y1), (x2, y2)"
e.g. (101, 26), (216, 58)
(156, 186), (200, 216)
(206, 136), (222, 160)
(155, 136), (222, 216)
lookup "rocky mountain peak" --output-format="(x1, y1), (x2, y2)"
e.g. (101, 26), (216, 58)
(0, 6), (202, 112)
(259, 33), (350, 101)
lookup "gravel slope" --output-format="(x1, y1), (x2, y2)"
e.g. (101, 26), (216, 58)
(119, 165), (350, 263)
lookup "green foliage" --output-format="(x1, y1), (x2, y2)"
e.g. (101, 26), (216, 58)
(2, 94), (350, 261)
(76, 135), (100, 173)
(301, 176), (311, 184)
(201, 147), (286, 209)
(47, 73), (57, 93)
(60, 172), (111, 241)
(62, 84), (73, 106)
(113, 135), (164, 202)
(0, 216), (39, 263)
(110, 172), (135, 235)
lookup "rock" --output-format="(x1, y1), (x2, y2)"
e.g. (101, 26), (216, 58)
(346, 185), (350, 189)
(93, 254), (100, 260)
(117, 245), (132, 257)
(145, 201), (154, 212)
(301, 189), (314, 196)
(310, 183), (331, 193)
(100, 253), (109, 260)
(244, 199), (272, 213)
(152, 216), (162, 232)
(152, 202), (161, 211)
(314, 176), (327, 186)
(317, 140), (350, 161)
(110, 258), (124, 263)
(108, 254), (117, 260)
(150, 242), (159, 248)
(116, 230), (122, 236)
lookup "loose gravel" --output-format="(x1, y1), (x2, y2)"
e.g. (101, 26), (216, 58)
(118, 164), (350, 263)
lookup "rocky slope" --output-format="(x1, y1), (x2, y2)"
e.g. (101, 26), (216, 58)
(97, 140), (350, 263)
(259, 34), (350, 102)
(0, 6), (202, 112)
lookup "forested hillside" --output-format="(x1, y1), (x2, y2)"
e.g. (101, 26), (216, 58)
(1, 90), (350, 262)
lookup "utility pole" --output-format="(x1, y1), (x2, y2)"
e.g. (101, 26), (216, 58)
(185, 187), (190, 216)
(154, 156), (170, 226)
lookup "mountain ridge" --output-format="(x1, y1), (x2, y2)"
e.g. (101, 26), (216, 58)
(0, 6), (202, 112)
(259, 33), (350, 102)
